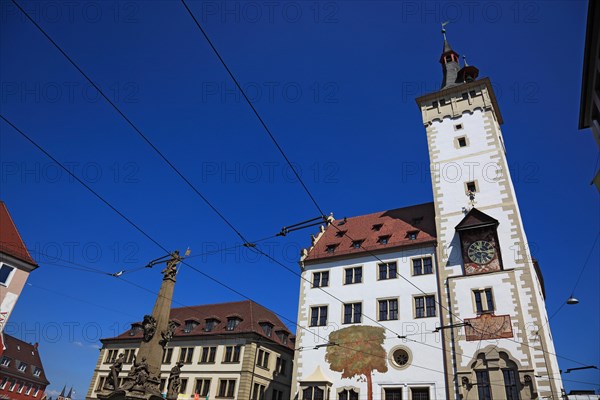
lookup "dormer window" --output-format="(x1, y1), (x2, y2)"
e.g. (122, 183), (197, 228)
(372, 224), (383, 231)
(407, 231), (419, 240)
(260, 322), (274, 337)
(226, 317), (241, 331)
(378, 235), (390, 245)
(326, 244), (338, 253)
(204, 318), (219, 332)
(335, 230), (347, 238)
(184, 319), (199, 333)
(130, 324), (142, 336)
(17, 362), (27, 372)
(276, 331), (289, 344)
(351, 240), (364, 249)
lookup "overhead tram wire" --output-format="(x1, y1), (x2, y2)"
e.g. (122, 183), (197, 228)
(180, 0), (326, 218)
(10, 0), (248, 245)
(7, 4), (592, 370)
(176, 0), (599, 372)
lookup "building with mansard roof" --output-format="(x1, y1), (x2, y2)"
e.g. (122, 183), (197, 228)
(291, 33), (563, 400)
(0, 335), (49, 400)
(86, 300), (294, 400)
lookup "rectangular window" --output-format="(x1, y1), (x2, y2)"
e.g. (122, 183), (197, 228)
(104, 349), (117, 364)
(33, 387), (40, 397)
(343, 303), (362, 324)
(476, 371), (492, 400)
(18, 362), (27, 372)
(0, 263), (15, 285)
(378, 262), (397, 280)
(384, 388), (402, 400)
(226, 317), (241, 331)
(474, 288), (495, 314)
(411, 388), (430, 400)
(378, 299), (399, 321)
(194, 379), (211, 397)
(256, 349), (270, 369)
(163, 348), (173, 363)
(252, 383), (266, 400)
(310, 306), (328, 327)
(0, 357), (10, 367)
(25, 384), (32, 395)
(179, 347), (194, 363)
(200, 346), (216, 363)
(218, 379), (236, 398)
(223, 345), (241, 363)
(0, 377), (7, 390)
(33, 367), (42, 377)
(344, 267), (362, 284)
(124, 349), (136, 364)
(413, 257), (433, 275)
(95, 377), (106, 392)
(160, 379), (167, 393)
(466, 181), (477, 193)
(275, 357), (287, 376)
(312, 271), (329, 288)
(180, 379), (188, 393)
(457, 137), (467, 148)
(503, 369), (520, 400)
(415, 295), (436, 318)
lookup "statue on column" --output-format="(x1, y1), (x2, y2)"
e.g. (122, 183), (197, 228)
(161, 251), (182, 280)
(104, 353), (125, 391)
(166, 362), (184, 400)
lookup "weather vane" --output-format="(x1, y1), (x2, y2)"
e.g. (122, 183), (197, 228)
(441, 21), (450, 40)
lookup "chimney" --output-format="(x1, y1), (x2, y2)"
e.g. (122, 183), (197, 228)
(33, 342), (39, 351)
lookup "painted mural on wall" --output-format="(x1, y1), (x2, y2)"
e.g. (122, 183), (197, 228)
(325, 326), (387, 400)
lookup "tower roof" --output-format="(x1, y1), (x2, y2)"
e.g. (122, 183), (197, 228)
(66, 387), (73, 398)
(0, 201), (38, 266)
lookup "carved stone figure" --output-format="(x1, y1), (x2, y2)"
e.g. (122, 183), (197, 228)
(142, 314), (157, 342)
(160, 320), (180, 348)
(103, 353), (125, 391)
(166, 362), (184, 400)
(161, 250), (181, 280)
(121, 355), (150, 391)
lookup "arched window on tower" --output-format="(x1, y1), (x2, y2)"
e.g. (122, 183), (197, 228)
(461, 348), (524, 400)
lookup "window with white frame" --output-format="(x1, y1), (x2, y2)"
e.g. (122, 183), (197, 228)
(199, 346), (216, 363)
(179, 347), (194, 363)
(217, 379), (236, 398)
(344, 267), (362, 284)
(194, 379), (211, 397)
(343, 303), (362, 324)
(415, 295), (436, 318)
(378, 299), (399, 321)
(312, 271), (329, 288)
(473, 288), (495, 314)
(223, 345), (241, 363)
(412, 257), (433, 275)
(303, 386), (324, 400)
(310, 306), (328, 327)
(378, 262), (397, 280)
(252, 383), (266, 400)
(256, 349), (270, 369)
(0, 263), (15, 286)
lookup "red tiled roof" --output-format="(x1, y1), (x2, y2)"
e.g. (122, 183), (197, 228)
(304, 202), (437, 262)
(106, 300), (294, 350)
(0, 334), (49, 386)
(0, 201), (37, 267)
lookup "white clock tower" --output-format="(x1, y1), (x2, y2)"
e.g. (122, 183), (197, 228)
(415, 30), (563, 399)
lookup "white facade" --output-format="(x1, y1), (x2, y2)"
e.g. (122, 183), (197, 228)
(293, 245), (447, 400)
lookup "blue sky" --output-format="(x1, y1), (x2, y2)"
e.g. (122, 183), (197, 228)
(1, 0), (598, 397)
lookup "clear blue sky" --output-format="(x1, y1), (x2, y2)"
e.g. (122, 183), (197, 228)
(1, 0), (598, 397)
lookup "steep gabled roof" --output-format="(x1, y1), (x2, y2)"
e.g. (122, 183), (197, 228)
(0, 334), (49, 386)
(105, 300), (294, 350)
(304, 202), (436, 262)
(0, 201), (37, 267)
(455, 208), (499, 231)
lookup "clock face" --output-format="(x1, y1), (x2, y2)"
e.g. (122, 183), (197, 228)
(467, 240), (495, 264)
